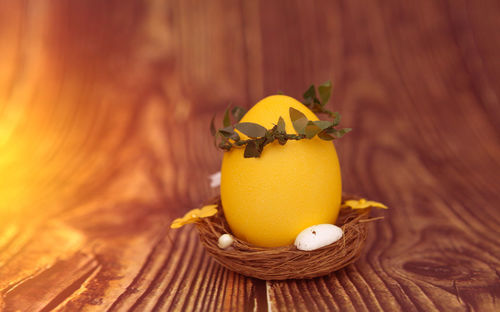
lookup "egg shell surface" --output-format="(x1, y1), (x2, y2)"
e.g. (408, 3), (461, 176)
(294, 224), (343, 251)
(220, 95), (342, 247)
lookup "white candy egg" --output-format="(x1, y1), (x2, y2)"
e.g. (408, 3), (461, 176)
(294, 224), (343, 251)
(218, 234), (234, 249)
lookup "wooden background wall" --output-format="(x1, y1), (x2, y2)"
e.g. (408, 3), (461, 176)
(0, 0), (499, 311)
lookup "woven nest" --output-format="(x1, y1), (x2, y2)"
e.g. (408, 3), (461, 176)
(195, 194), (372, 280)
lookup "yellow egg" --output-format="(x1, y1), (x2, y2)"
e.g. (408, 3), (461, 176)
(220, 95), (342, 247)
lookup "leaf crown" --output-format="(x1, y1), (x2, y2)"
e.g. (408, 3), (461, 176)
(210, 81), (351, 158)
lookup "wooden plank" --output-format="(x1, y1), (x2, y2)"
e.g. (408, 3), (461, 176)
(0, 0), (499, 311)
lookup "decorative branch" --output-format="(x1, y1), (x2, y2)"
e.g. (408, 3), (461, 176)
(210, 81), (351, 158)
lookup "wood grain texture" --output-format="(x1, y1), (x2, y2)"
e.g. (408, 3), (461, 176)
(0, 0), (499, 311)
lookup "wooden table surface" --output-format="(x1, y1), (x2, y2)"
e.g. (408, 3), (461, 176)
(1, 1), (499, 311)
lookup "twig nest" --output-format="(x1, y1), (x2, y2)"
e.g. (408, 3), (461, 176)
(294, 224), (343, 251)
(195, 194), (373, 280)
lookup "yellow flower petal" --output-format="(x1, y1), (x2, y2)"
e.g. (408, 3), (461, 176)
(170, 205), (219, 229)
(344, 199), (367, 209)
(367, 201), (388, 209)
(170, 217), (189, 229)
(186, 208), (201, 219)
(344, 199), (388, 210)
(199, 204), (218, 217)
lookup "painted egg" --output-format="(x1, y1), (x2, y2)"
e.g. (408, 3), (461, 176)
(220, 95), (342, 247)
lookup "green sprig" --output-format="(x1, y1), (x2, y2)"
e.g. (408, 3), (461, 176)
(302, 80), (335, 117)
(210, 82), (351, 158)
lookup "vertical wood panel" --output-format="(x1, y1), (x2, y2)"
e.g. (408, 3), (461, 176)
(0, 0), (499, 311)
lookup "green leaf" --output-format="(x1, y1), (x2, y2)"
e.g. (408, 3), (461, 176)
(213, 131), (222, 148)
(332, 112), (341, 126)
(235, 122), (268, 138)
(293, 120), (308, 135)
(318, 81), (332, 105)
(277, 116), (286, 133)
(292, 120), (308, 135)
(302, 85), (316, 105)
(223, 108), (231, 127)
(289, 107), (307, 122)
(219, 142), (232, 150)
(219, 126), (240, 141)
(312, 120), (333, 130)
(218, 135), (232, 150)
(219, 126), (233, 136)
(318, 131), (335, 141)
(289, 107), (308, 135)
(244, 141), (261, 158)
(334, 128), (352, 138)
(231, 106), (247, 122)
(304, 122), (322, 139)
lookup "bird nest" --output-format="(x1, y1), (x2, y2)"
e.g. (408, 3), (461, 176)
(195, 194), (372, 280)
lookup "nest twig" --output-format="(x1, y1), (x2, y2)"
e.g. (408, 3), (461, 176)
(195, 194), (373, 280)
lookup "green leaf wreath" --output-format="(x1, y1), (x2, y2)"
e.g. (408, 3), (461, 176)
(210, 81), (351, 158)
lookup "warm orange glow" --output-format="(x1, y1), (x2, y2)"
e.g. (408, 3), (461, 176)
(0, 2), (141, 222)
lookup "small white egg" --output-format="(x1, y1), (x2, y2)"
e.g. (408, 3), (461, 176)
(218, 233), (234, 249)
(294, 224), (343, 251)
